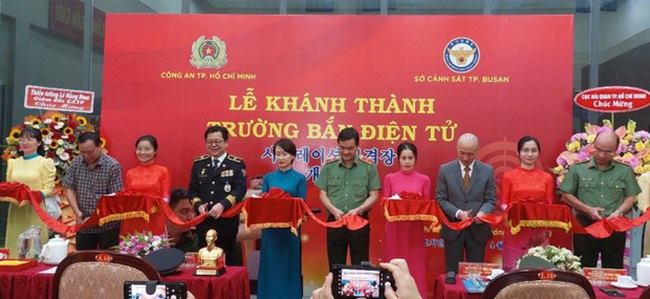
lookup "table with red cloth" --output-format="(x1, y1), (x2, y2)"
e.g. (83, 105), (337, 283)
(0, 262), (249, 299)
(434, 274), (646, 299)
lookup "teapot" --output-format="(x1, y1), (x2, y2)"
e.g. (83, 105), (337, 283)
(40, 235), (69, 265)
(17, 225), (41, 259)
(637, 255), (650, 286)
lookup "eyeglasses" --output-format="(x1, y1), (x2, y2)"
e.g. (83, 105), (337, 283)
(206, 139), (225, 145)
(593, 147), (615, 155)
(18, 137), (36, 143)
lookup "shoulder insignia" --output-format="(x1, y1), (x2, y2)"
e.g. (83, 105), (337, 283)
(194, 154), (210, 162)
(227, 155), (242, 163)
(325, 157), (339, 164)
(359, 156), (374, 165)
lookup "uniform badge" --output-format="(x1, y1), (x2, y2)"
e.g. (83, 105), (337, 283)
(190, 35), (228, 69)
(200, 168), (207, 178)
(224, 182), (231, 193)
(221, 170), (233, 177)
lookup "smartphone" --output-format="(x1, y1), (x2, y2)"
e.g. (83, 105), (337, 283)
(124, 281), (187, 299)
(331, 264), (395, 299)
(599, 287), (626, 297)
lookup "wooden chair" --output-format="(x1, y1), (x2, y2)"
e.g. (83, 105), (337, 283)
(53, 250), (161, 299)
(482, 268), (596, 299)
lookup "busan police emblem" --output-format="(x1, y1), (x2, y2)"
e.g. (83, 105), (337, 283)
(443, 37), (480, 73)
(190, 35), (228, 69)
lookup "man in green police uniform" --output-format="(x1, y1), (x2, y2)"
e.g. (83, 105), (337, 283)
(315, 127), (381, 269)
(560, 131), (641, 268)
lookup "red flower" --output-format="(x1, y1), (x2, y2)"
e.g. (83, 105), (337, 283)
(67, 119), (78, 130)
(67, 134), (76, 143)
(49, 122), (57, 130)
(52, 131), (62, 140)
(46, 152), (55, 158)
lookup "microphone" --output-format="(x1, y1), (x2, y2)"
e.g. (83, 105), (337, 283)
(445, 271), (456, 284)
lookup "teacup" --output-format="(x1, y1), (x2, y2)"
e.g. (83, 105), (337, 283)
(616, 275), (635, 286)
(488, 269), (504, 279)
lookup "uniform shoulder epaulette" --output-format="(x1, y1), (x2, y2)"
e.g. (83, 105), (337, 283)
(324, 157), (339, 164)
(614, 159), (630, 166)
(359, 155), (374, 165)
(227, 155), (243, 163)
(194, 154), (210, 162)
(575, 159), (590, 165)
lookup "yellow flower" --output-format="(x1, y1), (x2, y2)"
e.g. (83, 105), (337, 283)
(634, 165), (645, 174)
(644, 155), (650, 163)
(77, 116), (88, 126)
(622, 152), (634, 159)
(51, 113), (64, 123)
(552, 165), (565, 174)
(635, 142), (646, 152)
(100, 137), (106, 148)
(8, 128), (21, 142)
(30, 118), (42, 126)
(587, 134), (596, 144)
(644, 164), (650, 172)
(48, 142), (59, 150)
(621, 139), (629, 146)
(624, 134), (633, 141)
(63, 127), (74, 135)
(40, 128), (51, 137)
(602, 119), (612, 128)
(567, 141), (581, 152)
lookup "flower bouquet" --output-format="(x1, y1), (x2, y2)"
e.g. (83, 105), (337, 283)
(119, 231), (171, 257)
(516, 245), (582, 273)
(551, 119), (650, 185)
(2, 111), (106, 184)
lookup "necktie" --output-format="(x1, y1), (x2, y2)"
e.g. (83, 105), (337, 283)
(463, 166), (471, 190)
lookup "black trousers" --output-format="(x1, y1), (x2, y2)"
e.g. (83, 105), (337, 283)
(443, 229), (487, 273)
(574, 214), (626, 268)
(574, 229), (626, 268)
(215, 234), (242, 266)
(76, 228), (120, 250)
(326, 214), (370, 270)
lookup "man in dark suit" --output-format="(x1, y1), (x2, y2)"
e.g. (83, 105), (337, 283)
(189, 125), (247, 266)
(435, 133), (496, 273)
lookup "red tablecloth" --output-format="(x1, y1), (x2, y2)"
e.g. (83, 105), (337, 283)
(434, 274), (646, 299)
(0, 262), (249, 299)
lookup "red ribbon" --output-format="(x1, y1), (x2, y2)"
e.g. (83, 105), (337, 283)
(381, 192), (650, 239)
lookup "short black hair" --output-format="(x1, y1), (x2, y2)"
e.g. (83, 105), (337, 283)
(273, 138), (297, 163)
(78, 131), (101, 147)
(337, 127), (359, 146)
(204, 125), (229, 141)
(135, 135), (159, 151)
(168, 188), (189, 209)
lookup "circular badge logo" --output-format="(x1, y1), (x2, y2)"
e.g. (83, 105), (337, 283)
(443, 37), (480, 73)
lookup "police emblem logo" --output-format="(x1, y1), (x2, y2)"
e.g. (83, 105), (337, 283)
(443, 37), (480, 73)
(190, 35), (228, 69)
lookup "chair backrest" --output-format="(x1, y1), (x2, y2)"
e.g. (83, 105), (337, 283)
(53, 250), (161, 299)
(482, 269), (596, 299)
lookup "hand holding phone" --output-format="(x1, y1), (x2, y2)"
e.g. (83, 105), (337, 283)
(124, 281), (187, 299)
(331, 264), (394, 299)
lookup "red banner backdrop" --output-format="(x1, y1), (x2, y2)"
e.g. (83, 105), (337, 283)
(101, 14), (573, 297)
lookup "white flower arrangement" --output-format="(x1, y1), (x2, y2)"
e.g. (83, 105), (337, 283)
(516, 245), (582, 273)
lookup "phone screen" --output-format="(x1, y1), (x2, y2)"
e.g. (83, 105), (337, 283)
(128, 285), (166, 299)
(338, 268), (381, 298)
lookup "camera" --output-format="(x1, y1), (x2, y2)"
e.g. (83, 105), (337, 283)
(124, 281), (187, 299)
(331, 264), (395, 299)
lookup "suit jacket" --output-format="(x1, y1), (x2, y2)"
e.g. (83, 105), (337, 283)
(435, 160), (496, 243)
(188, 154), (247, 237)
